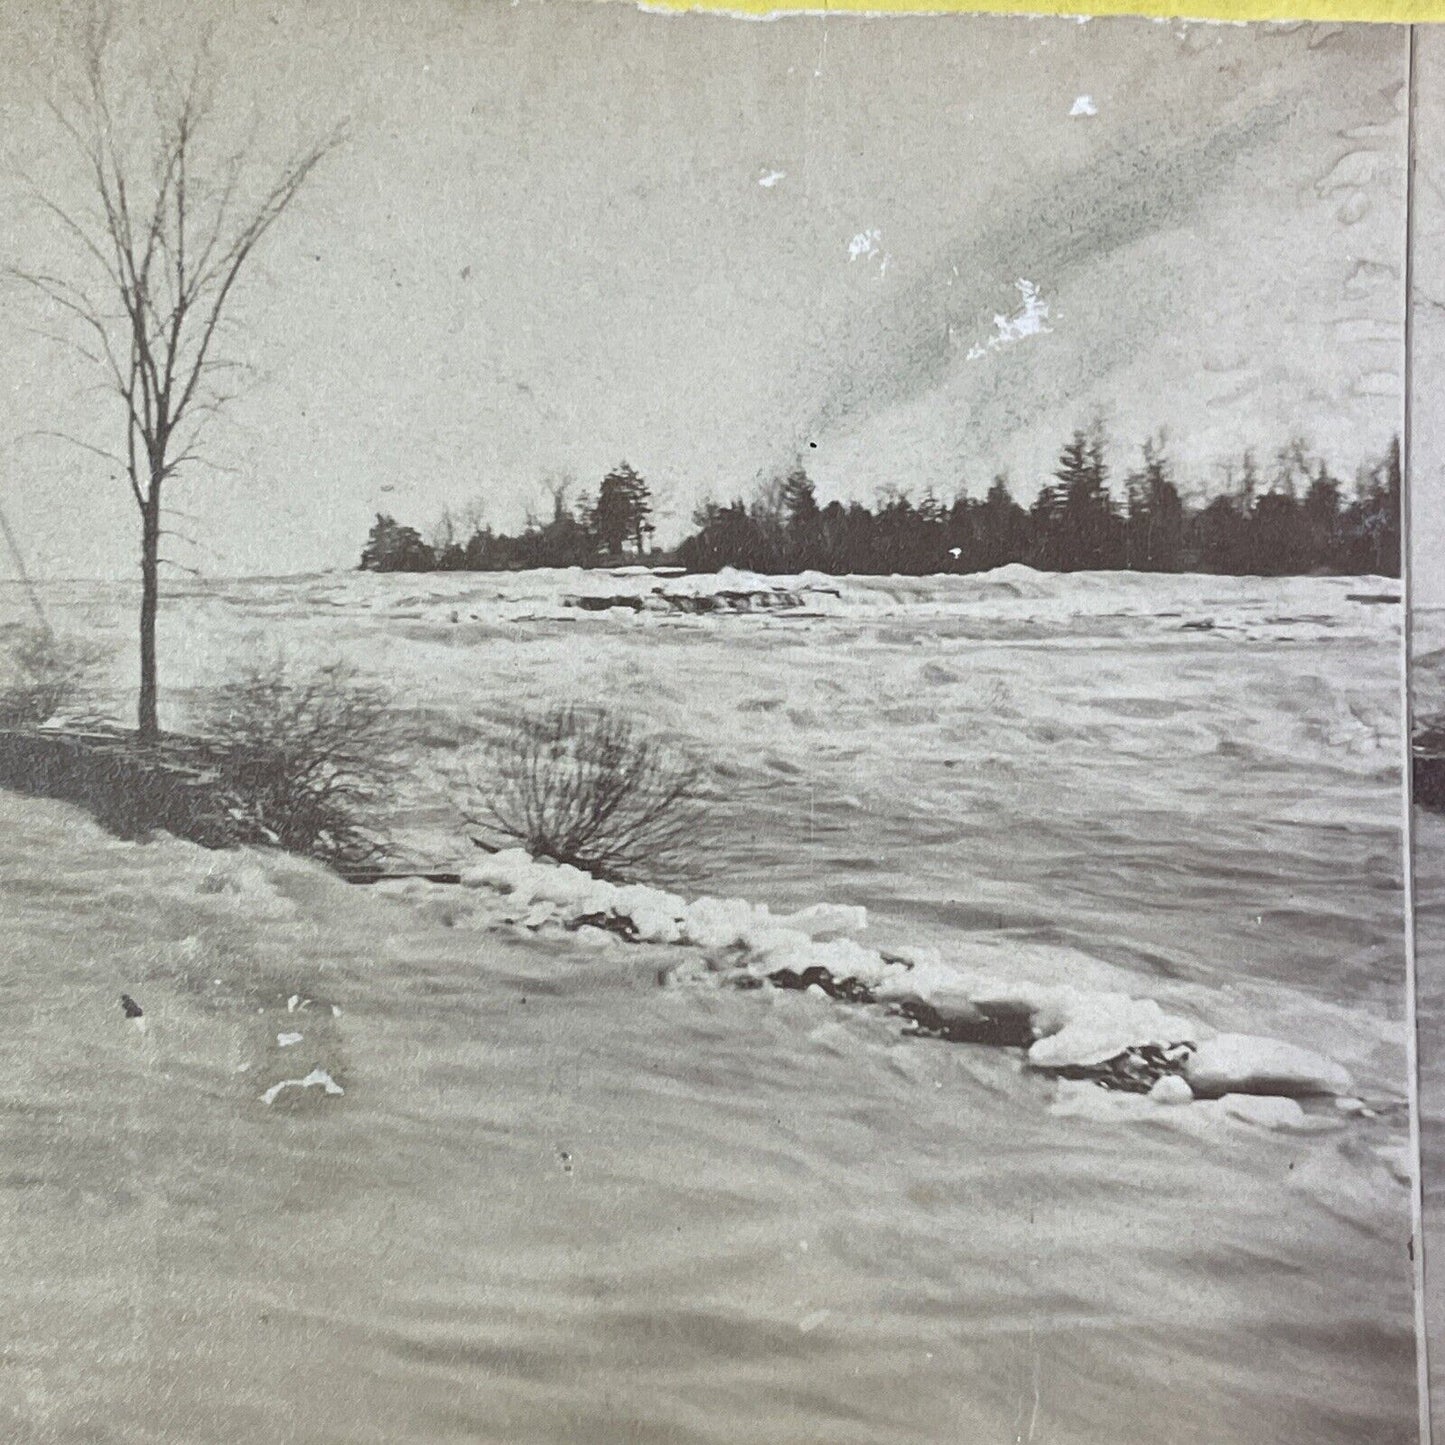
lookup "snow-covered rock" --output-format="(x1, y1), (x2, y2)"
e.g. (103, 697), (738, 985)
(1149, 1074), (1194, 1105)
(1183, 1033), (1352, 1099)
(442, 847), (1372, 1122)
(460, 848), (537, 891)
(512, 862), (616, 914)
(745, 935), (893, 986)
(681, 896), (760, 949)
(1025, 990), (1196, 1070)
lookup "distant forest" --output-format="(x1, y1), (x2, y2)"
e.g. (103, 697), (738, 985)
(358, 429), (1402, 579)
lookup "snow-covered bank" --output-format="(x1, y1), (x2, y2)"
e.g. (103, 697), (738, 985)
(377, 847), (1363, 1125)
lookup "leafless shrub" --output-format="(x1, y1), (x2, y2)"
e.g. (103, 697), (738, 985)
(198, 656), (406, 864)
(460, 704), (710, 882)
(0, 626), (108, 728)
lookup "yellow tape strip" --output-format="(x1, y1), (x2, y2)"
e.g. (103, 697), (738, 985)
(635, 0), (1443, 20)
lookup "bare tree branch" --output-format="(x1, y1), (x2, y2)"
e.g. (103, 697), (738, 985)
(8, 8), (343, 738)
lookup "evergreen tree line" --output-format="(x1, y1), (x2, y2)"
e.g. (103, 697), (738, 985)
(360, 462), (654, 573)
(359, 431), (1402, 578)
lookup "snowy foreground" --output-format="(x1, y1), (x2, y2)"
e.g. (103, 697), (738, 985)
(0, 566), (1417, 1444)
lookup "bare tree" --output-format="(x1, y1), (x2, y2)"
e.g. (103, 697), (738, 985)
(456, 495), (488, 539)
(458, 704), (712, 883)
(197, 653), (406, 864)
(539, 471), (574, 524)
(12, 11), (342, 740)
(429, 506), (458, 556)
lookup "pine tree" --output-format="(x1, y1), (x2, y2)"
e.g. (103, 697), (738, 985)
(1301, 466), (1343, 571)
(593, 463), (653, 556)
(1047, 428), (1120, 569)
(780, 467), (820, 528)
(1124, 436), (1183, 571)
(976, 474), (1027, 569)
(359, 514), (435, 572)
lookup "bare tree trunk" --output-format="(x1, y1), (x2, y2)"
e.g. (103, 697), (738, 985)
(138, 490), (161, 741)
(14, 31), (343, 745)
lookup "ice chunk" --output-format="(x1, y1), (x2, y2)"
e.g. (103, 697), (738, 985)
(1220, 1094), (1308, 1130)
(611, 884), (688, 942)
(1184, 1033), (1352, 1099)
(572, 925), (619, 949)
(774, 902), (869, 940)
(518, 901), (557, 929)
(514, 863), (616, 915)
(682, 896), (762, 949)
(1148, 1074), (1194, 1105)
(460, 848), (536, 891)
(623, 906), (679, 944)
(1027, 991), (1195, 1070)
(735, 926), (816, 964)
(745, 934), (895, 989)
(874, 958), (1039, 1038)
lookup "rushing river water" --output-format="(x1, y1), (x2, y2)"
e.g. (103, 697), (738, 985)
(0, 570), (1419, 1443)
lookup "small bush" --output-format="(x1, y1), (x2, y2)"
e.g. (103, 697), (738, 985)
(198, 656), (405, 864)
(460, 703), (709, 882)
(0, 626), (107, 728)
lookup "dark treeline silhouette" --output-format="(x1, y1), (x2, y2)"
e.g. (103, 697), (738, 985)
(359, 432), (1401, 578)
(359, 463), (653, 573)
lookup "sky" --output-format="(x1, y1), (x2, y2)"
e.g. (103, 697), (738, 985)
(0, 0), (1410, 579)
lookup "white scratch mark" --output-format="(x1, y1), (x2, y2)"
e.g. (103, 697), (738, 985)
(966, 279), (1053, 361)
(847, 229), (891, 279)
(1016, 1324), (1043, 1443)
(261, 1068), (344, 1106)
(848, 229), (882, 262)
(1070, 95), (1098, 117)
(277, 1032), (304, 1047)
(758, 169), (786, 188)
